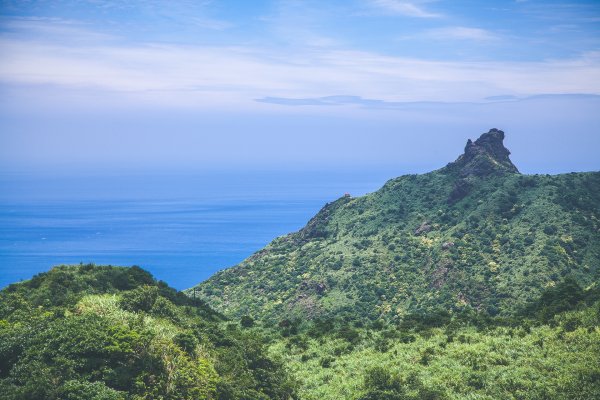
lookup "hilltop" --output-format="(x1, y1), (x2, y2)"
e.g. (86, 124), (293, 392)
(0, 264), (297, 399)
(192, 129), (600, 323)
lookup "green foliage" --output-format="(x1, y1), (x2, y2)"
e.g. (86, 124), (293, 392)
(522, 276), (586, 322)
(59, 380), (125, 400)
(188, 153), (600, 399)
(193, 169), (600, 326)
(359, 367), (446, 400)
(0, 265), (297, 400)
(240, 315), (255, 328)
(267, 299), (600, 400)
(119, 285), (159, 312)
(4, 135), (600, 400)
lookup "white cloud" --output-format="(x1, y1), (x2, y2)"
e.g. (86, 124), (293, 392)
(1, 21), (599, 111)
(368, 0), (442, 18)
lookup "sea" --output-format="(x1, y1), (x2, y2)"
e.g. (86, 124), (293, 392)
(0, 170), (394, 290)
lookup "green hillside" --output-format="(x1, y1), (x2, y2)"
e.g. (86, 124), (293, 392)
(3, 265), (598, 400)
(0, 264), (297, 400)
(2, 130), (600, 400)
(268, 291), (600, 400)
(192, 129), (600, 323)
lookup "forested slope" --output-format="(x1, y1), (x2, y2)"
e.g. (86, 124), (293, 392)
(193, 129), (600, 323)
(0, 264), (297, 400)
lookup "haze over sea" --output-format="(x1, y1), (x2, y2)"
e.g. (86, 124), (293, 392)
(0, 170), (394, 290)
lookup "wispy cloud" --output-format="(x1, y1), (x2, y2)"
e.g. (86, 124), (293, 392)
(1, 18), (599, 111)
(515, 1), (600, 23)
(188, 16), (233, 31)
(258, 93), (600, 107)
(0, 17), (119, 42)
(424, 26), (498, 41)
(257, 95), (389, 106)
(368, 0), (442, 18)
(0, 1), (233, 35)
(260, 0), (341, 48)
(255, 94), (478, 108)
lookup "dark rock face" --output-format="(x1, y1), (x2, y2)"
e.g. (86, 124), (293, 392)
(445, 128), (519, 178)
(441, 242), (455, 250)
(414, 221), (432, 236)
(448, 178), (473, 204)
(466, 128), (511, 163)
(431, 260), (452, 289)
(299, 280), (328, 295)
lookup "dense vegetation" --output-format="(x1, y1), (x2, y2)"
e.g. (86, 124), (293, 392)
(2, 265), (598, 400)
(263, 279), (600, 399)
(0, 264), (297, 399)
(193, 130), (600, 324)
(184, 129), (600, 398)
(3, 129), (599, 399)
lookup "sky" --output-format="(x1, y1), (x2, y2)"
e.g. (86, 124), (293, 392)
(1, 0), (600, 175)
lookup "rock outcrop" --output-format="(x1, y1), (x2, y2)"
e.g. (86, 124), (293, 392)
(444, 128), (519, 203)
(444, 128), (519, 178)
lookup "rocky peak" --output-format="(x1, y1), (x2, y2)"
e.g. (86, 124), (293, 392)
(445, 128), (519, 178)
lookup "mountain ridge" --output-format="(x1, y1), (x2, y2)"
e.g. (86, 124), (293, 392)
(191, 129), (600, 323)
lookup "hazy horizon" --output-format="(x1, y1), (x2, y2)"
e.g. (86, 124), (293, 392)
(1, 0), (600, 175)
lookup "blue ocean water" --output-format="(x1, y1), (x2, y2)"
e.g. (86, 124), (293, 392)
(0, 170), (392, 290)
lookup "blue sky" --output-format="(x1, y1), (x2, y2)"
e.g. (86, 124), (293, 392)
(1, 0), (600, 174)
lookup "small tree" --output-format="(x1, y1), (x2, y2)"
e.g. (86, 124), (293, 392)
(240, 315), (255, 328)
